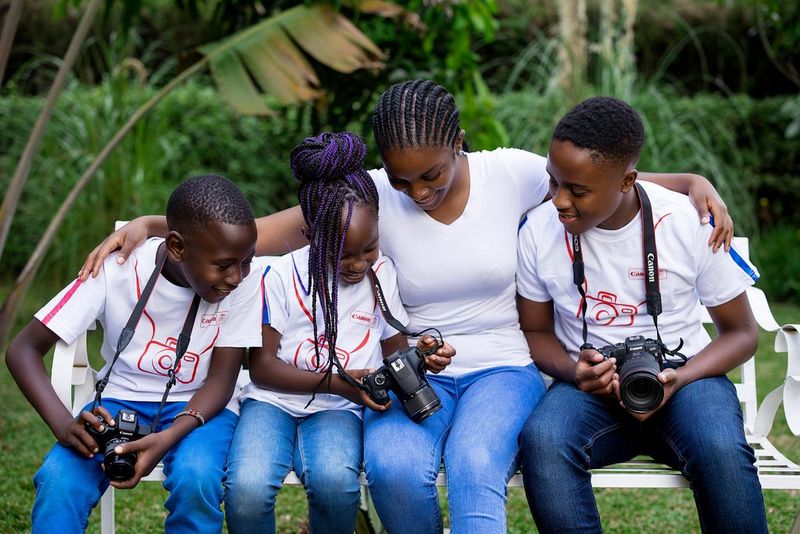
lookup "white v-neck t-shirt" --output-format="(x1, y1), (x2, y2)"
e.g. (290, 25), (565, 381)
(370, 148), (549, 375)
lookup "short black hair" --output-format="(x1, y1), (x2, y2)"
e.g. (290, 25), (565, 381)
(553, 96), (644, 165)
(166, 174), (254, 234)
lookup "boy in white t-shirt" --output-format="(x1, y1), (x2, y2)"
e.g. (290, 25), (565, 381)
(516, 97), (767, 532)
(6, 175), (262, 534)
(224, 132), (454, 534)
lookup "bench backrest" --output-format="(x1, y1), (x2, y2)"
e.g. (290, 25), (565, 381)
(701, 237), (779, 434)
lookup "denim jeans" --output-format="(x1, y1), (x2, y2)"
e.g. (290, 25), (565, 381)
(224, 399), (363, 534)
(31, 398), (237, 534)
(520, 376), (768, 533)
(363, 363), (546, 534)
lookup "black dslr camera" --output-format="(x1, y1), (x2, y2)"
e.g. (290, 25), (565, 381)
(362, 344), (442, 423)
(86, 409), (152, 481)
(593, 335), (670, 413)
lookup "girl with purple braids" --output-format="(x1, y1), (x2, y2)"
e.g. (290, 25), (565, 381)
(222, 131), (454, 533)
(81, 80), (735, 533)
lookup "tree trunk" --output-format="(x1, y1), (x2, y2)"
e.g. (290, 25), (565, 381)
(557, 0), (588, 98)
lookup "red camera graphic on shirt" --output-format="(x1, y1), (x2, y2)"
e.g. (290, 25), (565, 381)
(137, 337), (200, 384)
(294, 336), (351, 372)
(586, 291), (643, 327)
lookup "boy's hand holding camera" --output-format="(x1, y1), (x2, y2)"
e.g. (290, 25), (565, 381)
(54, 406), (116, 458)
(619, 367), (680, 422)
(574, 347), (617, 397)
(106, 422), (185, 489)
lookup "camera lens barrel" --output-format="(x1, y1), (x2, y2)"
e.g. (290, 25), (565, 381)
(403, 385), (442, 423)
(618, 352), (663, 413)
(103, 438), (138, 481)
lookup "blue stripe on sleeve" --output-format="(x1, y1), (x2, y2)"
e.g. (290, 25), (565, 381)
(261, 265), (271, 325)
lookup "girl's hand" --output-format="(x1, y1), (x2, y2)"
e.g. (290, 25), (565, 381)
(333, 370), (391, 412)
(687, 177), (733, 252)
(78, 217), (154, 280)
(417, 336), (455, 373)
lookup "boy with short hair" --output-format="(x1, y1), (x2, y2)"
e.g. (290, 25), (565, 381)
(516, 97), (768, 533)
(6, 174), (262, 533)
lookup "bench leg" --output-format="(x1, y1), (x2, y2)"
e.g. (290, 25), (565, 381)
(791, 512), (800, 534)
(100, 487), (115, 534)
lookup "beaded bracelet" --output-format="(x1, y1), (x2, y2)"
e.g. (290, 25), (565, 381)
(175, 408), (205, 426)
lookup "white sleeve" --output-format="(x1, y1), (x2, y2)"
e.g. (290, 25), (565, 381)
(374, 256), (409, 340)
(216, 264), (264, 348)
(34, 267), (107, 346)
(516, 216), (552, 303)
(496, 148), (549, 213)
(262, 262), (291, 335)
(693, 224), (756, 307)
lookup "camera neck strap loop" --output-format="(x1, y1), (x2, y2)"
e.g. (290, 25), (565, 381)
(90, 242), (202, 427)
(572, 183), (685, 360)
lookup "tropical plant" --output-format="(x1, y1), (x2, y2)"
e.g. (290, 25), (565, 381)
(0, 2), (396, 345)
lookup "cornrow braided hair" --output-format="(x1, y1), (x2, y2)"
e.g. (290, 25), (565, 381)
(373, 79), (462, 152)
(290, 132), (379, 400)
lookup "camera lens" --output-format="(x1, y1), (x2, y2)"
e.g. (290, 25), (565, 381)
(619, 352), (663, 413)
(103, 438), (137, 481)
(403, 384), (441, 423)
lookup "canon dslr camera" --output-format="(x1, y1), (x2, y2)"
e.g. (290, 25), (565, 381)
(594, 335), (670, 413)
(86, 409), (152, 481)
(362, 345), (441, 423)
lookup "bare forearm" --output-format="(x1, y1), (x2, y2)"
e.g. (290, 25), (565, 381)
(254, 206), (308, 256)
(639, 172), (703, 194)
(525, 331), (576, 383)
(7, 348), (75, 431)
(250, 355), (346, 395)
(677, 329), (757, 387)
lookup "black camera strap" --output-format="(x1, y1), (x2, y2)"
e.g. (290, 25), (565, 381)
(90, 242), (202, 428)
(368, 269), (443, 347)
(571, 183), (685, 362)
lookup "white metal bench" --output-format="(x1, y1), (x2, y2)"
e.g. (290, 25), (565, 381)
(50, 237), (800, 532)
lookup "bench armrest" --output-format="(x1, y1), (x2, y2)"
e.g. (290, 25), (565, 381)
(51, 325), (97, 416)
(754, 323), (800, 437)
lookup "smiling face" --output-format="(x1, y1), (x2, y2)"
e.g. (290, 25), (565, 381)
(547, 139), (640, 235)
(167, 219), (258, 303)
(337, 203), (379, 285)
(380, 132), (465, 212)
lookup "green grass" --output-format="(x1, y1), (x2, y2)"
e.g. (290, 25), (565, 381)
(1, 287), (798, 532)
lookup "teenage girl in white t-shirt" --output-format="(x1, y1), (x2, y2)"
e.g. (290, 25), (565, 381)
(79, 80), (735, 533)
(223, 132), (454, 534)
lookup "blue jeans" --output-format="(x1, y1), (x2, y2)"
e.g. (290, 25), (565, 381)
(31, 398), (237, 534)
(224, 399), (363, 534)
(520, 377), (768, 533)
(363, 363), (546, 534)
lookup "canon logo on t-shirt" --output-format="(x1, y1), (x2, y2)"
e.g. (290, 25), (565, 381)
(628, 268), (667, 280)
(350, 311), (378, 329)
(201, 311), (229, 327)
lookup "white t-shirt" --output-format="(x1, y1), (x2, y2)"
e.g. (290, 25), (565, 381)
(240, 246), (409, 417)
(36, 238), (263, 413)
(516, 181), (757, 362)
(370, 148), (549, 375)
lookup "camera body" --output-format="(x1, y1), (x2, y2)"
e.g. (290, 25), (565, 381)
(596, 335), (665, 413)
(86, 409), (152, 481)
(362, 345), (441, 423)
